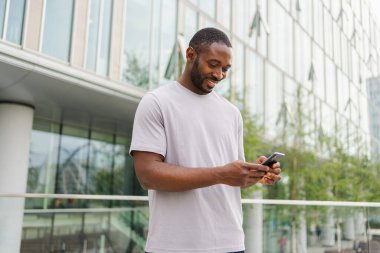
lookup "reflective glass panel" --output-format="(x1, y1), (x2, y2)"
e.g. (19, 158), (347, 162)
(246, 50), (264, 122)
(313, 44), (325, 100)
(86, 0), (101, 72)
(56, 126), (89, 196)
(26, 120), (60, 209)
(219, 0), (230, 30)
(150, 0), (177, 88)
(297, 0), (312, 35)
(121, 0), (151, 88)
(200, 0), (215, 19)
(232, 40), (245, 109)
(313, 0), (323, 47)
(87, 131), (113, 198)
(20, 198), (149, 253)
(5, 0), (25, 44)
(184, 6), (197, 45)
(269, 0), (293, 75)
(86, 0), (112, 76)
(325, 56), (337, 107)
(98, 0), (112, 75)
(41, 0), (74, 61)
(294, 23), (311, 87)
(265, 62), (283, 138)
(324, 8), (333, 58)
(0, 0), (5, 37)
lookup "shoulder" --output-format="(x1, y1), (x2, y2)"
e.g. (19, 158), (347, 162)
(213, 92), (242, 116)
(146, 81), (177, 98)
(138, 82), (176, 107)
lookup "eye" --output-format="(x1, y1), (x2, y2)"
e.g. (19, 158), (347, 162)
(222, 67), (230, 73)
(208, 62), (218, 68)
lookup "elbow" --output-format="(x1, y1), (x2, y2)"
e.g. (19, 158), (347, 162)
(136, 171), (154, 190)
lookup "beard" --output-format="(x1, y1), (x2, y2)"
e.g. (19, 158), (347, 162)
(190, 56), (212, 94)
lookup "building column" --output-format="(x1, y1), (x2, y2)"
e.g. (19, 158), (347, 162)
(244, 191), (263, 253)
(0, 102), (34, 253)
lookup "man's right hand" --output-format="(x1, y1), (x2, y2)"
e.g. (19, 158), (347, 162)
(219, 160), (269, 188)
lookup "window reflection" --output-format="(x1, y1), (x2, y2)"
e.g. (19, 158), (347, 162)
(269, 1), (293, 75)
(313, 0), (323, 47)
(0, 0), (5, 37)
(184, 6), (198, 44)
(265, 63), (283, 138)
(232, 40), (245, 109)
(313, 44), (325, 100)
(27, 120), (142, 209)
(85, 0), (113, 76)
(232, 0), (245, 38)
(296, 0), (312, 35)
(0, 0), (25, 44)
(219, 0), (231, 30)
(151, 0), (177, 87)
(26, 121), (60, 209)
(41, 0), (74, 61)
(325, 56), (337, 107)
(294, 24), (311, 87)
(246, 50), (264, 122)
(121, 0), (151, 88)
(57, 126), (89, 196)
(199, 0), (215, 19)
(88, 131), (113, 197)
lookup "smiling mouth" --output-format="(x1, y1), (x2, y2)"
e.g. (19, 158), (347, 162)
(205, 79), (218, 88)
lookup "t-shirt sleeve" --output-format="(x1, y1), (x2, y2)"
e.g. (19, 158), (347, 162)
(129, 93), (166, 157)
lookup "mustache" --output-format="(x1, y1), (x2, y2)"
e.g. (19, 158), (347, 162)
(205, 77), (220, 82)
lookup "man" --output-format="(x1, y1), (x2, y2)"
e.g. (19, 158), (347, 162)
(130, 27), (281, 253)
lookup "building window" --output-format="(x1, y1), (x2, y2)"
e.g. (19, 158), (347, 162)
(121, 0), (152, 89)
(265, 62), (284, 138)
(218, 0), (231, 30)
(41, 0), (74, 61)
(0, 0), (26, 45)
(85, 0), (113, 76)
(26, 119), (141, 209)
(232, 40), (245, 109)
(269, 0), (293, 76)
(152, 0), (177, 87)
(246, 50), (264, 123)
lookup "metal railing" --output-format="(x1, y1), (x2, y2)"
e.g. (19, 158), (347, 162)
(2, 193), (380, 253)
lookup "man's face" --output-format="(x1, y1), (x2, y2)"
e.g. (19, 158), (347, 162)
(189, 42), (232, 95)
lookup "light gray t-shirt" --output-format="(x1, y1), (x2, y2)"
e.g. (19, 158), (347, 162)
(130, 81), (245, 253)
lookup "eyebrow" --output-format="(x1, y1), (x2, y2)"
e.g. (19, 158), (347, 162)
(208, 59), (231, 68)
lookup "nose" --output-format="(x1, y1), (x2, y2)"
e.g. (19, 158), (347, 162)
(212, 69), (224, 81)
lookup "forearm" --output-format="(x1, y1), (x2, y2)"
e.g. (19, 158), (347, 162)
(133, 151), (270, 192)
(137, 160), (223, 192)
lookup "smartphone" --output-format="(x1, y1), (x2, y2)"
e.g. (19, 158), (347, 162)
(261, 152), (285, 166)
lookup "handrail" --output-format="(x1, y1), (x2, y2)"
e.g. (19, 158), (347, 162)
(23, 207), (142, 214)
(0, 193), (148, 201)
(2, 192), (380, 207)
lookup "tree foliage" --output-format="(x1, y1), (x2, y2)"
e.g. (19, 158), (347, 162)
(241, 85), (380, 202)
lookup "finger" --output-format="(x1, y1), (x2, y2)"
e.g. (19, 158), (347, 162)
(246, 163), (269, 172)
(256, 155), (267, 164)
(271, 162), (280, 169)
(269, 167), (282, 175)
(259, 177), (274, 185)
(247, 170), (266, 178)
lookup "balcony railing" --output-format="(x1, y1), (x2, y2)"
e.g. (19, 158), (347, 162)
(1, 193), (380, 253)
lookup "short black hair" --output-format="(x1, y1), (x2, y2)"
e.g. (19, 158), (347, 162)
(189, 27), (232, 53)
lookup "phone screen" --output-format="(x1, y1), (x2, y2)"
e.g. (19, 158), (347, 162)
(261, 152), (285, 166)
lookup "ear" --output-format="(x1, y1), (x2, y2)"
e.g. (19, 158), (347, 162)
(186, 47), (197, 62)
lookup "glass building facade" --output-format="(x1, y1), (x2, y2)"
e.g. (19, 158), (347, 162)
(0, 0), (380, 252)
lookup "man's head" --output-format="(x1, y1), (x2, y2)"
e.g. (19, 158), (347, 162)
(189, 27), (232, 55)
(180, 28), (232, 95)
